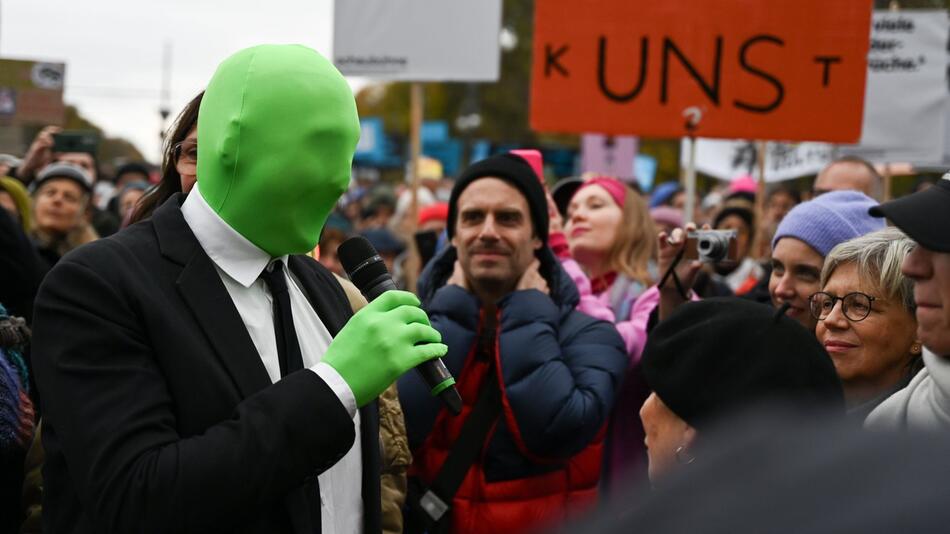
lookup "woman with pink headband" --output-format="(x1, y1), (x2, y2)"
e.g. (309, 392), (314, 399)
(547, 176), (666, 491)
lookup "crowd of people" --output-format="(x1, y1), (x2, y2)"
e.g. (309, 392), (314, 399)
(1, 43), (949, 534)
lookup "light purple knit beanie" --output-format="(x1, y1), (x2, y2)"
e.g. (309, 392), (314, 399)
(772, 190), (885, 257)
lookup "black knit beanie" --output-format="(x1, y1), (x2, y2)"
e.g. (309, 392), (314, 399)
(447, 153), (549, 243)
(713, 204), (755, 232)
(641, 298), (844, 431)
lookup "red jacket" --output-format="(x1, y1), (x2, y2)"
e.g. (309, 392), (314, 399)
(411, 314), (606, 533)
(401, 248), (626, 534)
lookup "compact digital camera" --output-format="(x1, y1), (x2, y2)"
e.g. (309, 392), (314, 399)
(684, 229), (739, 264)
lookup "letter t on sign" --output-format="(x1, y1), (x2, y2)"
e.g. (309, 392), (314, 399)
(546, 44), (570, 78)
(814, 56), (842, 87)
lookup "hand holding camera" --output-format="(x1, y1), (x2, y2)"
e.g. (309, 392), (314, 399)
(657, 224), (740, 320)
(657, 223), (705, 298)
(684, 229), (739, 264)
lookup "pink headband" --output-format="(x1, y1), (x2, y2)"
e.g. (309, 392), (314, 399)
(575, 176), (627, 208)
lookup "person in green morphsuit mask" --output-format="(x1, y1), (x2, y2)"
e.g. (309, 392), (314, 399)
(196, 44), (446, 407)
(28, 44), (446, 533)
(197, 44), (360, 256)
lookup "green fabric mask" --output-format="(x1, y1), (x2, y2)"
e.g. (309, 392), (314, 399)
(197, 44), (360, 256)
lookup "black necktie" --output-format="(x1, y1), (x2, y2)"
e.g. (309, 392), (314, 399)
(261, 261), (321, 533)
(260, 261), (305, 377)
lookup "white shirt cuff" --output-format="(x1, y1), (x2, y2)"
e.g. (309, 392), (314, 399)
(310, 363), (358, 419)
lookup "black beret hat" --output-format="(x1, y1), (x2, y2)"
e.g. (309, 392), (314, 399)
(642, 298), (844, 431)
(447, 153), (549, 243)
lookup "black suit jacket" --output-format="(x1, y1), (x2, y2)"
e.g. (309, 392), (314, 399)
(32, 195), (381, 534)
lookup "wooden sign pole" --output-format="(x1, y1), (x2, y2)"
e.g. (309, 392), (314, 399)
(754, 140), (769, 259)
(406, 82), (425, 293)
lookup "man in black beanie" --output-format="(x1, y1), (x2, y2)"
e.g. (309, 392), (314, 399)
(398, 153), (627, 533)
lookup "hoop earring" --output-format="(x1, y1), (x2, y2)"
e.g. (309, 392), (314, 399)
(675, 445), (695, 465)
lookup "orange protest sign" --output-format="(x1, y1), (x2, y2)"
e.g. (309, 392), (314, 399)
(530, 0), (872, 142)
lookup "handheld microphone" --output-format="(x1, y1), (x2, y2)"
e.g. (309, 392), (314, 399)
(338, 236), (463, 415)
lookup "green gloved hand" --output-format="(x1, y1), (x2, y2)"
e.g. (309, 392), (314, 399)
(323, 290), (447, 407)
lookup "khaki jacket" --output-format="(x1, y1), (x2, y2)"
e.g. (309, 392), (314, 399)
(335, 274), (410, 534)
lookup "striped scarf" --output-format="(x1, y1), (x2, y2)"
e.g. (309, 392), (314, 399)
(0, 305), (35, 451)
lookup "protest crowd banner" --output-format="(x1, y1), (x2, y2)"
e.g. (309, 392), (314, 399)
(680, 139), (835, 183)
(839, 10), (949, 166)
(334, 0), (502, 291)
(581, 134), (639, 183)
(333, 0), (502, 81)
(530, 0), (873, 143)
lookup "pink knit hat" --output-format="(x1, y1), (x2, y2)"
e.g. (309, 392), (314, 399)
(730, 174), (759, 194)
(510, 149), (544, 184)
(575, 176), (627, 208)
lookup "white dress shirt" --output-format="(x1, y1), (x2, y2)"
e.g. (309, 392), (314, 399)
(182, 184), (363, 534)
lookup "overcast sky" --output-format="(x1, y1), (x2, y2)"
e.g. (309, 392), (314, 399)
(2, 0), (365, 164)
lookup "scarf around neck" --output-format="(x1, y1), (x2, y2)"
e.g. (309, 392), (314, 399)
(865, 348), (950, 431)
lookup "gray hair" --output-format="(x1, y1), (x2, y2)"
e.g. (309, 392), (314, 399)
(821, 227), (915, 312)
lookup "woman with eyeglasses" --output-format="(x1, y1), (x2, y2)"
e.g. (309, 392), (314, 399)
(810, 227), (923, 420)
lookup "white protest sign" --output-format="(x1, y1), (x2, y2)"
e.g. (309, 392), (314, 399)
(681, 138), (834, 182)
(839, 10), (949, 164)
(333, 0), (502, 81)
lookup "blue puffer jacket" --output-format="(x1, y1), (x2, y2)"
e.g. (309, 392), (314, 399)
(400, 246), (626, 533)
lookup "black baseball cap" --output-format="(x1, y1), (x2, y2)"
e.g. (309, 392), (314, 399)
(869, 176), (950, 253)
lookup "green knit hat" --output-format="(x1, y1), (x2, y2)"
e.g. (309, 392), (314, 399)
(0, 177), (32, 233)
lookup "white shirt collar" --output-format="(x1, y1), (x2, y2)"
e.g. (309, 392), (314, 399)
(181, 183), (288, 288)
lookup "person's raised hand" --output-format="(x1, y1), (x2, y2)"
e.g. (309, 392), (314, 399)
(17, 126), (60, 181)
(322, 290), (447, 407)
(657, 223), (706, 296)
(516, 259), (549, 295)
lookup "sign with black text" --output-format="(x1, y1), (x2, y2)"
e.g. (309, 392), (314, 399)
(681, 138), (834, 182)
(840, 10), (949, 165)
(333, 0), (502, 81)
(531, 0), (873, 142)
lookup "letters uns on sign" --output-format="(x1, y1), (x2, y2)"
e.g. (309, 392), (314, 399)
(530, 0), (873, 143)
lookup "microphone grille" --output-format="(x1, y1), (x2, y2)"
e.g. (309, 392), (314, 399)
(338, 236), (390, 288)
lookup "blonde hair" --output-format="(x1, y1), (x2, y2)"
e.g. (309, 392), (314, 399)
(606, 187), (657, 286)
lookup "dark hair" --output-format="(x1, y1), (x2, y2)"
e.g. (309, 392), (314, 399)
(114, 162), (151, 183)
(714, 204), (756, 233)
(129, 91), (203, 224)
(767, 185), (802, 205)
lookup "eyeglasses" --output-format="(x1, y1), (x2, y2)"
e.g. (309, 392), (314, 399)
(173, 140), (197, 171)
(808, 291), (877, 322)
